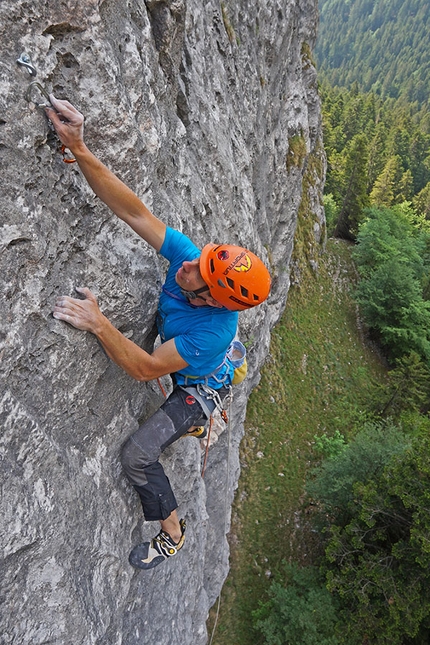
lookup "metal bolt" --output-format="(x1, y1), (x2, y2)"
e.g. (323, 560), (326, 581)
(17, 52), (37, 77)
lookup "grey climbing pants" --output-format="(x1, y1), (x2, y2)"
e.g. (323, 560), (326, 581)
(121, 385), (227, 521)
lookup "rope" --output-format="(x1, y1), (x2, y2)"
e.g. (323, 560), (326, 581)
(201, 415), (214, 478)
(208, 393), (233, 645)
(156, 377), (168, 399)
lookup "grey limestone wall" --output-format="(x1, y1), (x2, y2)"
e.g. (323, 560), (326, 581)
(0, 1), (324, 643)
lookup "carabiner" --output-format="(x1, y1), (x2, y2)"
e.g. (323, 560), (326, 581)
(25, 81), (52, 109)
(60, 144), (76, 164)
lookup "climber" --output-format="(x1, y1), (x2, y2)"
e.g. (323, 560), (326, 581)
(47, 96), (271, 570)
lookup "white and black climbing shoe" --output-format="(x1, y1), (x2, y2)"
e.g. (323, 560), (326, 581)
(129, 519), (186, 570)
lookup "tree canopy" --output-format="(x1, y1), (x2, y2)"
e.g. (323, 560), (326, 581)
(315, 0), (430, 111)
(352, 206), (430, 363)
(321, 83), (430, 239)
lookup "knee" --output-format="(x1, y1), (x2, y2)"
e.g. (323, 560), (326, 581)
(121, 436), (151, 478)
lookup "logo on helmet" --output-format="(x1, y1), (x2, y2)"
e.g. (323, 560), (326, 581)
(217, 250), (230, 261)
(233, 254), (252, 272)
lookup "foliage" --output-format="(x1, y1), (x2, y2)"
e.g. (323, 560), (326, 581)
(320, 82), (430, 239)
(313, 429), (346, 459)
(252, 564), (342, 645)
(413, 182), (430, 220)
(371, 352), (430, 418)
(355, 260), (430, 359)
(315, 0), (430, 110)
(352, 206), (430, 362)
(322, 432), (430, 644)
(370, 155), (414, 206)
(254, 422), (430, 645)
(323, 193), (339, 236)
(333, 134), (369, 239)
(353, 206), (426, 277)
(307, 420), (411, 524)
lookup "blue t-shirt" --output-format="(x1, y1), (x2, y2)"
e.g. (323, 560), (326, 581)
(157, 227), (239, 388)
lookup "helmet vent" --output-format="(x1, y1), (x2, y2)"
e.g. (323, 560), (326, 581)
(240, 286), (249, 298)
(217, 279), (226, 288)
(226, 277), (235, 289)
(209, 259), (215, 273)
(253, 294), (260, 301)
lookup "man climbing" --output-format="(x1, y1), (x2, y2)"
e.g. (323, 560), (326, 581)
(48, 96), (271, 570)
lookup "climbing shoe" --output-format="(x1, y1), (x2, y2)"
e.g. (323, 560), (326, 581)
(185, 426), (207, 439)
(129, 518), (186, 570)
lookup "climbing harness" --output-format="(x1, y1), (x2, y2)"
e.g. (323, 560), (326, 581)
(156, 376), (232, 477)
(181, 383), (231, 424)
(181, 383), (232, 478)
(16, 53), (76, 164)
(179, 339), (247, 389)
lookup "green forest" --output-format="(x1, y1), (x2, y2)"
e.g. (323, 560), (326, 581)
(322, 84), (430, 240)
(315, 0), (429, 110)
(212, 1), (430, 644)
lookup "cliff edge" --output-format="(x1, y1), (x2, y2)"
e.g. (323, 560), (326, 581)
(0, 1), (324, 643)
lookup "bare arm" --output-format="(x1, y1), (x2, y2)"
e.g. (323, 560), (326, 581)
(53, 288), (188, 381)
(46, 96), (166, 252)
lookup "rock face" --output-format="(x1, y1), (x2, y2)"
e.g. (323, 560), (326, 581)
(1, 1), (324, 643)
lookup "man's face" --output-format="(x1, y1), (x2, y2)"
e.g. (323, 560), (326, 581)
(175, 258), (216, 307)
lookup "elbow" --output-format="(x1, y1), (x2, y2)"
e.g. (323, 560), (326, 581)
(133, 364), (163, 382)
(127, 355), (171, 382)
(135, 373), (153, 383)
(128, 367), (151, 382)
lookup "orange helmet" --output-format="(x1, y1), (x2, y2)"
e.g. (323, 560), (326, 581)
(199, 244), (271, 310)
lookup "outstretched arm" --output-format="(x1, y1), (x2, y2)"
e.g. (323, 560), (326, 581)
(46, 96), (166, 252)
(53, 288), (188, 380)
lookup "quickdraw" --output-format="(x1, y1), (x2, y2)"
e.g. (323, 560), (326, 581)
(60, 144), (76, 164)
(17, 55), (76, 164)
(25, 80), (51, 108)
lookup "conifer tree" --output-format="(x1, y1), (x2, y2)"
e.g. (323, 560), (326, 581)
(396, 169), (414, 203)
(367, 122), (389, 191)
(413, 182), (430, 219)
(323, 430), (430, 645)
(334, 134), (369, 239)
(370, 156), (403, 207)
(376, 352), (430, 417)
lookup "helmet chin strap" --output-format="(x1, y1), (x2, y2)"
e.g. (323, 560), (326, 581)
(179, 284), (210, 301)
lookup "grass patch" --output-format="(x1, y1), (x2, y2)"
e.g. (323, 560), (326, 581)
(208, 239), (387, 645)
(286, 132), (307, 171)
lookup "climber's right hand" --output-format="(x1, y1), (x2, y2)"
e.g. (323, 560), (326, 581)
(45, 95), (85, 155)
(53, 287), (104, 334)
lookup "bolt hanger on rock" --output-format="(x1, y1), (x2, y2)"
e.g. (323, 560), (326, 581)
(16, 52), (37, 77)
